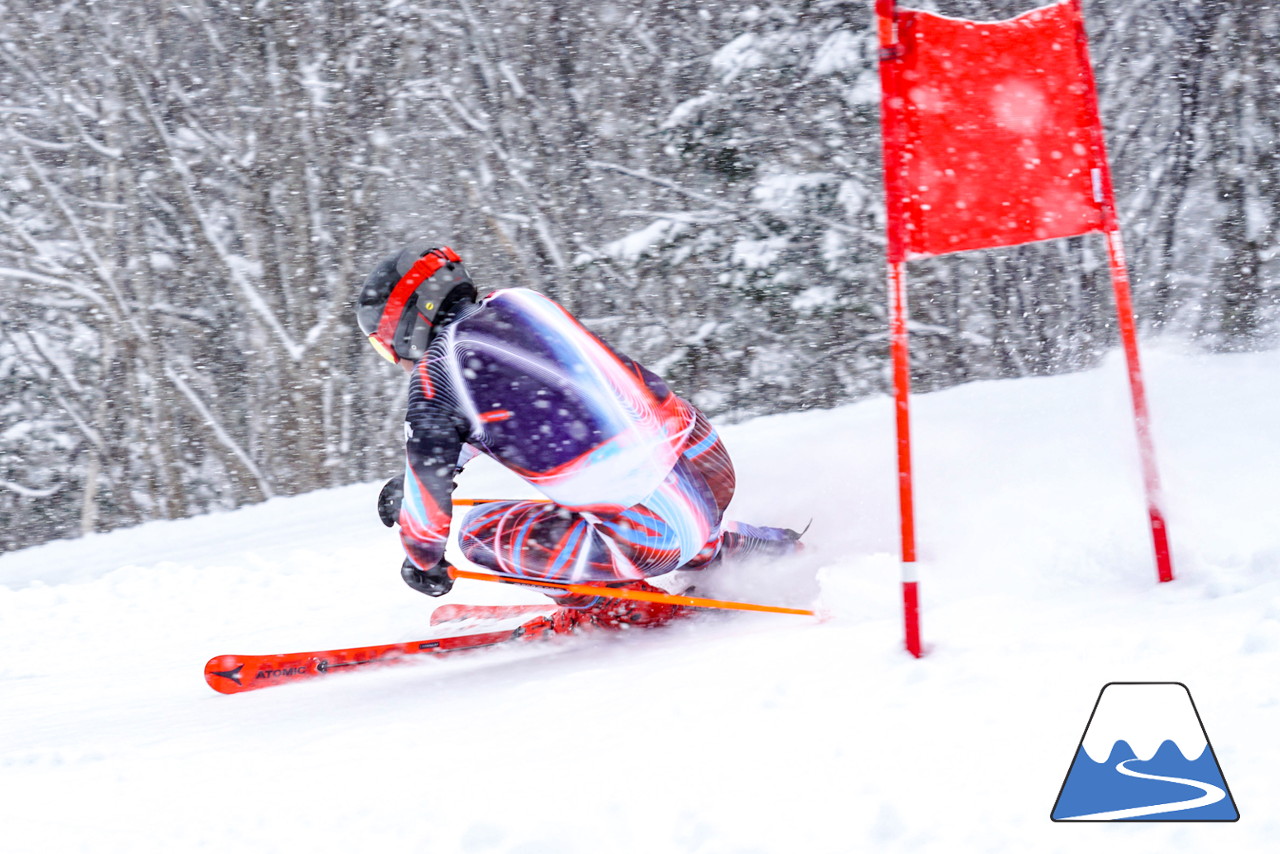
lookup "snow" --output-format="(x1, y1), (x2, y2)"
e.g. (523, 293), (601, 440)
(1079, 684), (1206, 763)
(3, 343), (1279, 852)
(600, 218), (686, 263)
(662, 93), (721, 130)
(731, 235), (787, 269)
(809, 30), (862, 78)
(752, 172), (840, 215)
(711, 34), (765, 83)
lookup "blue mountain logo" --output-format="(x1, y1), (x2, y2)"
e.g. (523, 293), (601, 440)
(1051, 682), (1239, 821)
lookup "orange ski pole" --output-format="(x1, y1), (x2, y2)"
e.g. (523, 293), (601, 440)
(446, 566), (816, 617)
(451, 497), (548, 507)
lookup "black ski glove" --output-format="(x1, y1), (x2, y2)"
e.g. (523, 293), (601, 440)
(377, 475), (404, 528)
(401, 558), (454, 597)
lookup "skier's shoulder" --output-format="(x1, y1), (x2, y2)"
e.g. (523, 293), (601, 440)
(481, 286), (581, 317)
(465, 288), (586, 342)
(481, 287), (567, 315)
(485, 286), (551, 301)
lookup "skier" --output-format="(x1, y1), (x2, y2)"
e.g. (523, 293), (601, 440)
(356, 240), (802, 630)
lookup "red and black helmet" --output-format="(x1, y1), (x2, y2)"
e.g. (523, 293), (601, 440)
(355, 240), (476, 364)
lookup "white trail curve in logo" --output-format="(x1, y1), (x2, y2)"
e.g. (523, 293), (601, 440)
(1058, 757), (1227, 821)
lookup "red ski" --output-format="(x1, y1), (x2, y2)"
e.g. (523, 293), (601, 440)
(206, 580), (810, 694)
(204, 612), (552, 695)
(430, 602), (558, 625)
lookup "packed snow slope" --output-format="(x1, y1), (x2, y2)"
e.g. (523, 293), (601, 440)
(2, 344), (1278, 853)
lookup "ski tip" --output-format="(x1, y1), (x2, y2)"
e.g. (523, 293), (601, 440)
(204, 655), (251, 694)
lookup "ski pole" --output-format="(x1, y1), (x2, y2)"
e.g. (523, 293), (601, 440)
(446, 565), (816, 617)
(451, 497), (546, 507)
(452, 498), (710, 508)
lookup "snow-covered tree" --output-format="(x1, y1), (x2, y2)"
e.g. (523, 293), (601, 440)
(0, 0), (1275, 552)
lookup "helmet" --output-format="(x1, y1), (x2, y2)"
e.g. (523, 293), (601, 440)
(355, 240), (477, 364)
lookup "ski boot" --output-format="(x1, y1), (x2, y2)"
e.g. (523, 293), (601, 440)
(548, 580), (693, 633)
(714, 521), (807, 564)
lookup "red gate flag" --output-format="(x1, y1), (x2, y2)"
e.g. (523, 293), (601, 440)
(875, 0), (1175, 659)
(878, 0), (1110, 260)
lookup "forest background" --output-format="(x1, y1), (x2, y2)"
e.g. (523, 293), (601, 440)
(1, 0), (1275, 552)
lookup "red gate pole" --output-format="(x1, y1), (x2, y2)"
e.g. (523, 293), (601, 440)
(877, 0), (924, 656)
(1070, 0), (1174, 583)
(1103, 229), (1175, 582)
(889, 259), (923, 655)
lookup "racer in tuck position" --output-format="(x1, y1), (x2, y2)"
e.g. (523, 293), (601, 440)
(356, 240), (802, 631)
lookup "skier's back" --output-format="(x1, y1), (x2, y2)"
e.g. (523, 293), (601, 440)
(427, 287), (705, 512)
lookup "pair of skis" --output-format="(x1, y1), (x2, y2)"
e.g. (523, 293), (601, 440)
(204, 569), (816, 695)
(204, 603), (559, 695)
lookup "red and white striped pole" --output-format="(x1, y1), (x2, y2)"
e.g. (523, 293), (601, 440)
(889, 259), (923, 656)
(877, 0), (924, 657)
(1103, 229), (1175, 582)
(1070, 0), (1174, 583)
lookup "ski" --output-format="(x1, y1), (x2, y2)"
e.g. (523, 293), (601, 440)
(204, 612), (553, 695)
(430, 602), (559, 626)
(205, 580), (779, 695)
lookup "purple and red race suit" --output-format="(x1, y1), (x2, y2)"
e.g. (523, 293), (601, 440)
(396, 288), (743, 585)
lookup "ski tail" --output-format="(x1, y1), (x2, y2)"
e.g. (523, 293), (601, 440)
(430, 603), (559, 626)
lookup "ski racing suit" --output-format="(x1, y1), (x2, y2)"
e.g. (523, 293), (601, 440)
(395, 288), (782, 588)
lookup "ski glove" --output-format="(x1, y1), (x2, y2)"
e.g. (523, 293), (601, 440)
(401, 558), (454, 597)
(378, 475), (404, 528)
